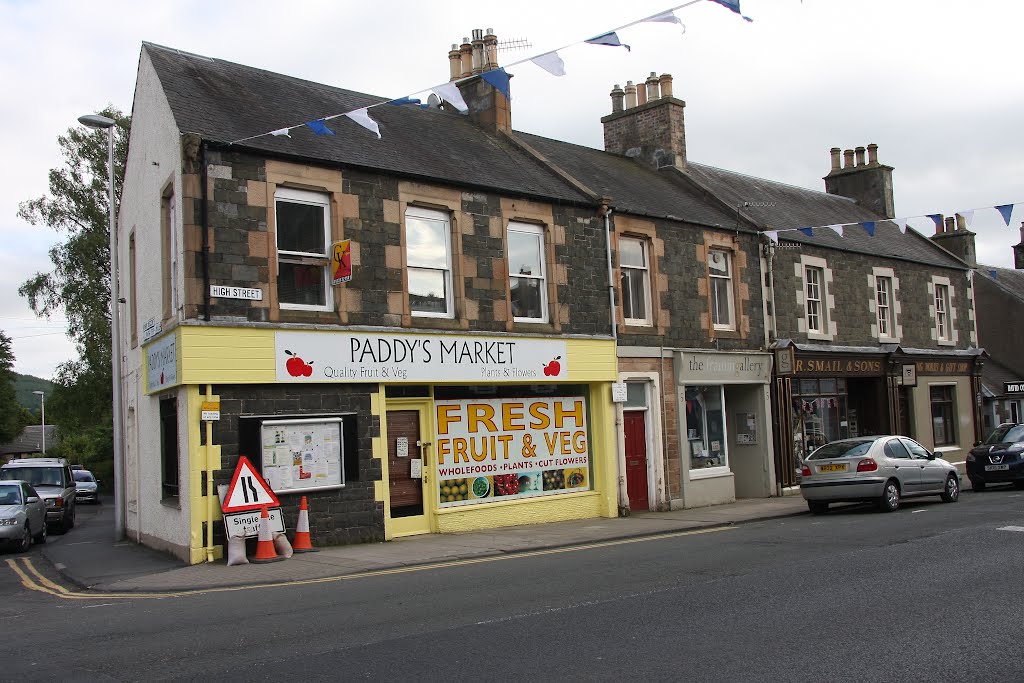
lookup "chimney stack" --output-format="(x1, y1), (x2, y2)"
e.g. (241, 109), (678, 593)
(450, 28), (513, 133)
(930, 213), (978, 268)
(824, 143), (895, 218)
(1015, 222), (1024, 270)
(602, 72), (686, 171)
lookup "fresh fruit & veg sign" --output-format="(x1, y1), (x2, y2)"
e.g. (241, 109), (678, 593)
(434, 397), (591, 507)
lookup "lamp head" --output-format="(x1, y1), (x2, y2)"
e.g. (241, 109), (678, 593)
(78, 114), (116, 130)
(32, 390), (44, 396)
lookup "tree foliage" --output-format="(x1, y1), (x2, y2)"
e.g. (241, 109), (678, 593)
(17, 107), (130, 473)
(0, 332), (32, 443)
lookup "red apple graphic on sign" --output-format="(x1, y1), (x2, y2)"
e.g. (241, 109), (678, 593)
(285, 349), (314, 377)
(543, 356), (562, 377)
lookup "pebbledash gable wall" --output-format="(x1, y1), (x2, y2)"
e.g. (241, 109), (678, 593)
(212, 384), (384, 546)
(180, 147), (611, 334)
(772, 243), (974, 347)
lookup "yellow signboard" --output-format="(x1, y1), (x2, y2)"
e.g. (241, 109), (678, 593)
(331, 239), (352, 285)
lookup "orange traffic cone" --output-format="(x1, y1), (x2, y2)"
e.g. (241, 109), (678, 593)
(292, 496), (318, 553)
(250, 506), (285, 563)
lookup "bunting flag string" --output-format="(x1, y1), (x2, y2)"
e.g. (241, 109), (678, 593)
(765, 202), (1021, 244)
(227, 0), (731, 145)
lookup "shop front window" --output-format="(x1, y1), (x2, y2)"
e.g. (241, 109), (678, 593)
(930, 385), (956, 446)
(791, 378), (849, 466)
(685, 385), (727, 471)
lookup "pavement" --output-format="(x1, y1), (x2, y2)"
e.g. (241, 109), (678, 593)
(39, 494), (814, 593)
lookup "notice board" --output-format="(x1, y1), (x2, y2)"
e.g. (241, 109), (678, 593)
(260, 417), (344, 494)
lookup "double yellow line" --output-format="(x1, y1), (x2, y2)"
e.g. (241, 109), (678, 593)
(6, 525), (735, 600)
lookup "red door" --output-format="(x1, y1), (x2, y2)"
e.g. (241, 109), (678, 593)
(624, 411), (649, 511)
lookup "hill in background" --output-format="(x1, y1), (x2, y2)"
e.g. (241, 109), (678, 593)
(14, 373), (54, 412)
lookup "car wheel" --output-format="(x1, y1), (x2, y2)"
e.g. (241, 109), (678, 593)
(18, 524), (31, 553)
(971, 479), (986, 491)
(33, 520), (46, 544)
(941, 474), (960, 503)
(807, 500), (829, 515)
(878, 479), (900, 512)
(64, 505), (75, 531)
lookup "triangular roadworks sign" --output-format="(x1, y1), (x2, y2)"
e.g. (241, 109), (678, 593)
(222, 456), (281, 513)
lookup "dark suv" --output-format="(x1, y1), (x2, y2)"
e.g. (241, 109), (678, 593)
(0, 458), (76, 532)
(967, 423), (1024, 491)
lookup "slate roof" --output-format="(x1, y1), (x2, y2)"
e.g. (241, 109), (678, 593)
(0, 425), (58, 456)
(685, 163), (967, 269)
(976, 264), (1024, 301)
(143, 43), (591, 205)
(141, 42), (966, 269)
(981, 357), (1023, 396)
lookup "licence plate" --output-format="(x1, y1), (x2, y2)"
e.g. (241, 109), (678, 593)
(985, 464), (1009, 471)
(819, 463), (848, 473)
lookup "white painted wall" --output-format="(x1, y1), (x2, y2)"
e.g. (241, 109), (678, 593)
(118, 47), (191, 558)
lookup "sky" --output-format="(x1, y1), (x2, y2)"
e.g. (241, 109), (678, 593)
(1, 0), (1022, 380)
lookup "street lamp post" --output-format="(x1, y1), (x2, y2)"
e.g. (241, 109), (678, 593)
(78, 113), (125, 542)
(32, 390), (45, 453)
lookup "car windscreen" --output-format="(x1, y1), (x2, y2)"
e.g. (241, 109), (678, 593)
(73, 471), (95, 482)
(808, 440), (874, 460)
(0, 467), (64, 487)
(0, 484), (22, 505)
(985, 425), (1024, 445)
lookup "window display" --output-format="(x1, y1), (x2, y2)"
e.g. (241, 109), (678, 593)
(685, 385), (727, 470)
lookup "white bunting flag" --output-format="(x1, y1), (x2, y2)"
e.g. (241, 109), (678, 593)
(345, 108), (381, 139)
(531, 51), (567, 77)
(432, 82), (469, 112)
(270, 128), (291, 138)
(828, 224), (844, 237)
(894, 219), (908, 234)
(645, 10), (683, 25)
(765, 231), (779, 244)
(957, 209), (974, 226)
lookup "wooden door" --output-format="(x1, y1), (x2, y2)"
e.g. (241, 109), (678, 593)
(387, 410), (423, 515)
(624, 410), (649, 511)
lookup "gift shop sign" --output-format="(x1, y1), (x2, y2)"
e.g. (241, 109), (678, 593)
(433, 397), (591, 508)
(146, 334), (178, 393)
(275, 331), (567, 383)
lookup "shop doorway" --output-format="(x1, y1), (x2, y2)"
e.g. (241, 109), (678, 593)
(386, 402), (432, 536)
(623, 411), (649, 511)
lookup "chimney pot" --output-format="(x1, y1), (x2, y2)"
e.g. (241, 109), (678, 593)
(610, 84), (625, 114)
(449, 45), (462, 81)
(855, 146), (866, 166)
(460, 39), (473, 78)
(636, 77), (648, 106)
(955, 213), (967, 232)
(944, 217), (956, 234)
(867, 143), (879, 165)
(829, 147), (841, 171)
(843, 149), (855, 169)
(659, 73), (673, 98)
(484, 29), (498, 70)
(646, 72), (660, 101)
(624, 81), (637, 109)
(471, 30), (485, 74)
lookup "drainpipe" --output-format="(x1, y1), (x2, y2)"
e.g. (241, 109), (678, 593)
(205, 384), (215, 563)
(764, 237), (778, 344)
(603, 204), (617, 340)
(201, 141), (211, 321)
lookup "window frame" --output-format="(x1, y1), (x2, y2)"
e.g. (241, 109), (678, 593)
(160, 185), (178, 322)
(159, 396), (180, 500)
(685, 384), (730, 478)
(708, 248), (736, 331)
(274, 187), (333, 312)
(929, 384), (957, 447)
(405, 206), (455, 319)
(805, 265), (825, 333)
(934, 283), (951, 342)
(506, 222), (549, 323)
(875, 275), (893, 338)
(620, 236), (652, 327)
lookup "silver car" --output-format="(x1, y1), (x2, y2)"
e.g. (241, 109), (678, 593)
(0, 481), (47, 552)
(800, 436), (960, 514)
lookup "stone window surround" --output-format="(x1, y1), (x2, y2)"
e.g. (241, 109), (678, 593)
(795, 255), (837, 341)
(927, 275), (959, 346)
(708, 248), (736, 332)
(275, 186), (335, 313)
(697, 231), (748, 340)
(160, 175), (178, 325)
(613, 216), (666, 337)
(868, 267), (902, 343)
(498, 196), (563, 334)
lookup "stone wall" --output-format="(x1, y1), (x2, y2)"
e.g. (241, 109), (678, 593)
(212, 384), (384, 546)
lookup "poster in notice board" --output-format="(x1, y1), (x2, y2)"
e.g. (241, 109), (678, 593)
(260, 418), (344, 494)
